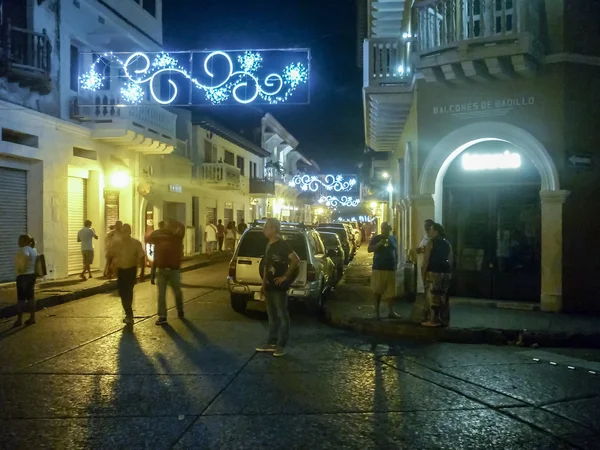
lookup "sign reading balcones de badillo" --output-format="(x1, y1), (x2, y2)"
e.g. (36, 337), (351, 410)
(433, 96), (536, 119)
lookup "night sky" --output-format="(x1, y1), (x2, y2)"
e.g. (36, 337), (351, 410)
(162, 0), (364, 173)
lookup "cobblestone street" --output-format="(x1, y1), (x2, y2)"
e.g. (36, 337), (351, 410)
(1, 261), (599, 449)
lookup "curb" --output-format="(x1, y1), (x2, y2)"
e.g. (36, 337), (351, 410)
(0, 256), (229, 319)
(324, 307), (600, 349)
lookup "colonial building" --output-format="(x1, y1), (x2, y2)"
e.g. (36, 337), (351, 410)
(0, 0), (173, 281)
(362, 0), (600, 313)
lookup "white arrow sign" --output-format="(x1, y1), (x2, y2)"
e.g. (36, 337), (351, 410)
(568, 155), (592, 166)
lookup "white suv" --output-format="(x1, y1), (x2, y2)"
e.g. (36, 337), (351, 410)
(227, 222), (336, 314)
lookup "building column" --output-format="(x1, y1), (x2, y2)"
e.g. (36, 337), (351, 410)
(411, 194), (435, 294)
(540, 190), (570, 313)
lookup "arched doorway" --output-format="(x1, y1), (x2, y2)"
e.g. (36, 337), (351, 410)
(417, 122), (569, 312)
(443, 141), (541, 301)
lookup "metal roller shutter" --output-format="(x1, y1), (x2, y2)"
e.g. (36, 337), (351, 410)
(68, 177), (87, 274)
(0, 167), (27, 282)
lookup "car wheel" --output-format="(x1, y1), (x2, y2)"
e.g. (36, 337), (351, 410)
(230, 294), (249, 313)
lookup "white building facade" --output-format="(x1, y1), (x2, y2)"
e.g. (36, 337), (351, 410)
(0, 0), (173, 281)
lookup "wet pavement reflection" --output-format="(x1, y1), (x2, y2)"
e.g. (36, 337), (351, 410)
(0, 262), (599, 449)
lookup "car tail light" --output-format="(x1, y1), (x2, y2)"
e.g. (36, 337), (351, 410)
(228, 260), (237, 279)
(307, 263), (316, 282)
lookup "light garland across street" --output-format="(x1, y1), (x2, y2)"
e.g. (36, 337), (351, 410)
(78, 50), (309, 106)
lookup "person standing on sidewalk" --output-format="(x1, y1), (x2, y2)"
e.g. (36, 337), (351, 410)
(421, 223), (453, 327)
(150, 219), (186, 325)
(205, 219), (218, 255)
(107, 224), (145, 325)
(256, 218), (300, 357)
(368, 221), (401, 320)
(217, 219), (225, 252)
(77, 220), (98, 281)
(237, 219), (248, 236)
(13, 235), (38, 327)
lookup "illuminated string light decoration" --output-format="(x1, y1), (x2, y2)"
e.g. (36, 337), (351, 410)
(78, 50), (309, 106)
(289, 174), (357, 192)
(319, 196), (361, 208)
(80, 68), (103, 91)
(120, 82), (145, 104)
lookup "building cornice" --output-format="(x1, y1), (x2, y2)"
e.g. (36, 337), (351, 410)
(543, 53), (600, 67)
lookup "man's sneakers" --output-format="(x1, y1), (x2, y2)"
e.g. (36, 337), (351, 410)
(255, 344), (286, 357)
(155, 317), (167, 326)
(255, 344), (276, 352)
(273, 348), (286, 357)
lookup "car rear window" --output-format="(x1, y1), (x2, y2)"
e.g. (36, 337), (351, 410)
(317, 227), (348, 241)
(318, 233), (339, 246)
(237, 230), (308, 259)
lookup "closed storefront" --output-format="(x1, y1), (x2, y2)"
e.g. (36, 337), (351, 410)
(0, 167), (27, 282)
(68, 177), (87, 274)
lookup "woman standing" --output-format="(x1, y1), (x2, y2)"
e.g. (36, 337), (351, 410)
(14, 234), (38, 327)
(421, 223), (453, 327)
(225, 221), (236, 253)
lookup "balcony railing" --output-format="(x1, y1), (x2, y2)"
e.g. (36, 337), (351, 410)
(198, 163), (241, 190)
(416, 0), (540, 53)
(0, 20), (52, 94)
(250, 178), (276, 197)
(363, 38), (413, 89)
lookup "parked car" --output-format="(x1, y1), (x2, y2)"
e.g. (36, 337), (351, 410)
(316, 225), (352, 264)
(346, 221), (362, 246)
(344, 223), (358, 255)
(227, 222), (336, 314)
(317, 231), (345, 282)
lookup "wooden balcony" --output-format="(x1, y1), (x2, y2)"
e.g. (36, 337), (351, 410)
(0, 21), (52, 94)
(363, 37), (415, 152)
(250, 178), (276, 197)
(72, 91), (177, 155)
(414, 0), (543, 83)
(197, 163), (241, 190)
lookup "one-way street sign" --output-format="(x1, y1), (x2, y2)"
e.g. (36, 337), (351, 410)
(567, 153), (593, 169)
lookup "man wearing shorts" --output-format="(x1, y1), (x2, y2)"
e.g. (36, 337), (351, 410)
(368, 221), (400, 320)
(77, 220), (98, 280)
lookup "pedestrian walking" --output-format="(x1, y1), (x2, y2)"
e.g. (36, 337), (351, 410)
(104, 221), (123, 278)
(13, 234), (38, 327)
(77, 220), (98, 280)
(217, 219), (225, 252)
(368, 221), (401, 320)
(225, 221), (236, 252)
(149, 219), (186, 325)
(237, 218), (248, 235)
(205, 219), (218, 255)
(256, 218), (300, 357)
(421, 223), (453, 327)
(107, 224), (145, 325)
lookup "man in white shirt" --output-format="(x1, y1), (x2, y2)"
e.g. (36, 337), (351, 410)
(78, 220), (98, 280)
(204, 219), (218, 255)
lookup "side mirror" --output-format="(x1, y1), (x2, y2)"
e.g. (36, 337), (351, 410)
(327, 249), (337, 259)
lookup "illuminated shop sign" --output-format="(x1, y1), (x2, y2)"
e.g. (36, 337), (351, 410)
(461, 151), (522, 171)
(79, 49), (310, 106)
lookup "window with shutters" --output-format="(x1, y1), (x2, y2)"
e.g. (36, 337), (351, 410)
(224, 150), (235, 166)
(236, 156), (245, 175)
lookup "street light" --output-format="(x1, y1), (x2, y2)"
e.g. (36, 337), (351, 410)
(109, 171), (131, 189)
(370, 201), (377, 209)
(381, 171), (389, 179)
(387, 182), (394, 224)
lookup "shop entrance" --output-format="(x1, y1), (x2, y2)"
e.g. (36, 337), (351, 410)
(442, 142), (541, 302)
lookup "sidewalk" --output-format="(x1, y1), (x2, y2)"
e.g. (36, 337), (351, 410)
(0, 253), (229, 319)
(325, 248), (600, 348)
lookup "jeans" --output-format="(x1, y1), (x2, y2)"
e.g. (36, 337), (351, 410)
(266, 288), (290, 348)
(218, 237), (224, 252)
(157, 268), (183, 318)
(117, 267), (137, 317)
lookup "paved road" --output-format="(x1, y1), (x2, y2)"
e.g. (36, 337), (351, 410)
(1, 262), (599, 449)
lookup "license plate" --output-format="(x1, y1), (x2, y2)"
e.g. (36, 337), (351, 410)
(254, 291), (263, 300)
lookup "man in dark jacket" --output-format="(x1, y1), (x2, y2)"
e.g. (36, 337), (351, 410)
(149, 219), (186, 325)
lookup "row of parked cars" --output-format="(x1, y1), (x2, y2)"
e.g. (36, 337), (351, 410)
(227, 220), (361, 314)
